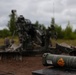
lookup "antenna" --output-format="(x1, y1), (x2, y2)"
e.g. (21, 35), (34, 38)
(53, 2), (55, 18)
(51, 2), (55, 26)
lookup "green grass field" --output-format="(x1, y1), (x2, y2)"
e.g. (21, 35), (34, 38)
(51, 39), (76, 47)
(0, 38), (19, 45)
(57, 39), (76, 46)
(0, 38), (76, 46)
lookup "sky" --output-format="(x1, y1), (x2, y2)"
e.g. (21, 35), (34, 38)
(0, 0), (76, 30)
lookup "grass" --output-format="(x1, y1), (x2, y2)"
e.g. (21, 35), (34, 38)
(0, 38), (76, 46)
(51, 39), (76, 47)
(0, 38), (19, 45)
(56, 39), (76, 46)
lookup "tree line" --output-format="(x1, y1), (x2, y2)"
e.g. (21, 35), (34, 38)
(0, 10), (76, 39)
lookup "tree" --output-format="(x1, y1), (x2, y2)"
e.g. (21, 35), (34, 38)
(8, 10), (17, 35)
(74, 29), (76, 34)
(64, 21), (74, 39)
(35, 21), (39, 28)
(55, 24), (63, 39)
(35, 21), (46, 30)
(51, 17), (55, 26)
(0, 29), (10, 38)
(50, 17), (57, 38)
(40, 24), (46, 31)
(2, 28), (11, 38)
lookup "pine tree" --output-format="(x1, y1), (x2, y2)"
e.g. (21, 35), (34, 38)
(51, 17), (55, 27)
(8, 10), (17, 35)
(64, 21), (73, 39)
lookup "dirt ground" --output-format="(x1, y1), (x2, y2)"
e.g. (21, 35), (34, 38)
(0, 56), (47, 75)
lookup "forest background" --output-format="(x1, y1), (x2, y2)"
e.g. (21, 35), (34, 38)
(0, 11), (76, 40)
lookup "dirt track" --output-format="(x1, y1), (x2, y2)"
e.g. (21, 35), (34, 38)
(0, 56), (47, 75)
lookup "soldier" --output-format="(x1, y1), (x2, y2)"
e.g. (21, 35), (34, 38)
(47, 27), (52, 45)
(4, 37), (10, 48)
(10, 39), (15, 46)
(41, 31), (45, 46)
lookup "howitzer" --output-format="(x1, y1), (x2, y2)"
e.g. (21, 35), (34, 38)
(9, 13), (76, 55)
(42, 53), (76, 69)
(0, 10), (57, 55)
(15, 15), (44, 50)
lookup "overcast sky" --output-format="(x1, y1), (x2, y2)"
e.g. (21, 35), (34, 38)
(0, 0), (76, 30)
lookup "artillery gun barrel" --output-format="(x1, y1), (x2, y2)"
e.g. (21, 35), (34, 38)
(42, 53), (76, 69)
